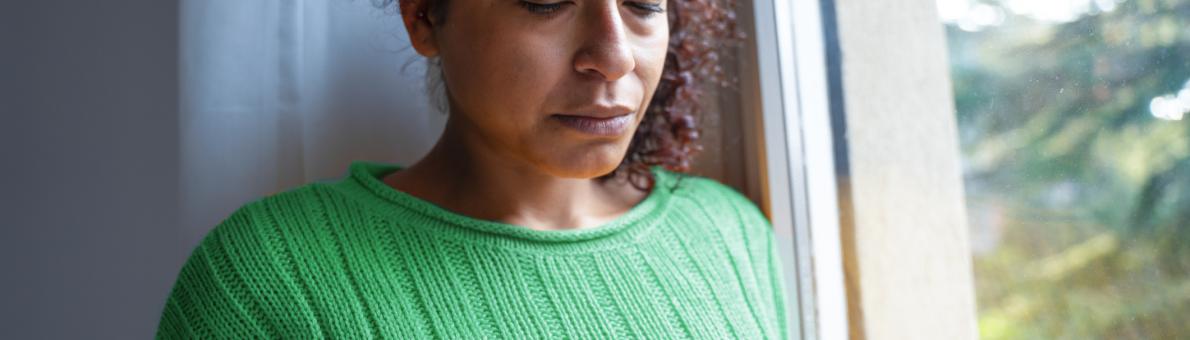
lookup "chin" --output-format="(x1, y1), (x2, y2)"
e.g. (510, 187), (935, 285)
(536, 144), (629, 179)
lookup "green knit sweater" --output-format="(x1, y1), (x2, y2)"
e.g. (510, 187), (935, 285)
(157, 161), (788, 339)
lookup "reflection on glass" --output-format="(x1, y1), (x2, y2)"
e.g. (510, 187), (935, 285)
(939, 0), (1190, 338)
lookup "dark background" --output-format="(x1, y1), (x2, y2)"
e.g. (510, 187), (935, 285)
(2, 1), (184, 338)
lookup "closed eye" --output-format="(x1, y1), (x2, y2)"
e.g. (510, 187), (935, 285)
(518, 1), (568, 16)
(519, 1), (664, 18)
(625, 1), (665, 17)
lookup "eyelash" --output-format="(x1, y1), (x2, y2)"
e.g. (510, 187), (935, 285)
(628, 2), (665, 17)
(518, 1), (565, 15)
(517, 1), (666, 18)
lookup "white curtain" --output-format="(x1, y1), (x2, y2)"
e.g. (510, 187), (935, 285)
(179, 0), (445, 245)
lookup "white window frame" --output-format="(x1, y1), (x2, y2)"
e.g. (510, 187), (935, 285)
(751, 0), (849, 339)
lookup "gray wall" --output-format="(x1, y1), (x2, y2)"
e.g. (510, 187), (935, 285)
(1, 1), (183, 338)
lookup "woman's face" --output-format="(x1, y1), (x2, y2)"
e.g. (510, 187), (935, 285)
(415, 0), (670, 179)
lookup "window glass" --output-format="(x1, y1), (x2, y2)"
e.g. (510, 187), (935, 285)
(939, 0), (1190, 338)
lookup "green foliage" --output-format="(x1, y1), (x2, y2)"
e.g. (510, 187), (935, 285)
(946, 0), (1190, 338)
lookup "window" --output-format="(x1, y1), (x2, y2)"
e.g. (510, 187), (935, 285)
(941, 0), (1190, 338)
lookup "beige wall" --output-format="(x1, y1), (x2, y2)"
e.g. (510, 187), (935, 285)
(831, 0), (980, 339)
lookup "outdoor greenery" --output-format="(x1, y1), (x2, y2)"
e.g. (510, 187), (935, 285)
(944, 0), (1190, 338)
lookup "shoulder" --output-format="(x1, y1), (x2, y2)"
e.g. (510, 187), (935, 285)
(160, 184), (341, 338)
(665, 172), (752, 204)
(204, 183), (334, 241)
(656, 169), (772, 234)
(187, 181), (362, 273)
(173, 182), (351, 295)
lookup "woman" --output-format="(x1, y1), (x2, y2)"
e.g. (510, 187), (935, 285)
(157, 0), (788, 338)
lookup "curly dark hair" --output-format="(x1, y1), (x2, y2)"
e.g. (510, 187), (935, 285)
(375, 0), (742, 190)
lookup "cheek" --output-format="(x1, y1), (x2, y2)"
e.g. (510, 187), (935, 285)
(636, 24), (670, 87)
(636, 40), (670, 105)
(440, 29), (569, 124)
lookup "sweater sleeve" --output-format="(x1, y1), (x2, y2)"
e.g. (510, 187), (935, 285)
(704, 178), (792, 340)
(738, 193), (790, 340)
(156, 208), (273, 339)
(760, 215), (791, 340)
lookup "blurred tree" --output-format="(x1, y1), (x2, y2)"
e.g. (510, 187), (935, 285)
(945, 0), (1190, 338)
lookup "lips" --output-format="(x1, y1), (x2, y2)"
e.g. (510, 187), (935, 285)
(551, 113), (635, 136)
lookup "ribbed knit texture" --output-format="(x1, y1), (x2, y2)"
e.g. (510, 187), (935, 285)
(157, 161), (788, 339)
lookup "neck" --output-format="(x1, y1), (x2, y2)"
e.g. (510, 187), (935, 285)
(385, 117), (646, 231)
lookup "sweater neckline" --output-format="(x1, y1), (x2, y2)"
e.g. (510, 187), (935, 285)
(334, 161), (675, 253)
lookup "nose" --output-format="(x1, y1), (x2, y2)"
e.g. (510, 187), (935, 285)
(573, 5), (636, 82)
